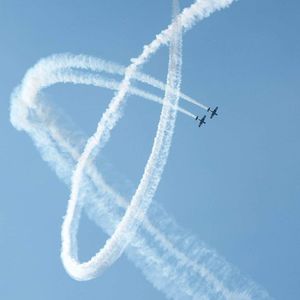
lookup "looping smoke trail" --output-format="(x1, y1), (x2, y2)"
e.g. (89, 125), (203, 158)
(10, 0), (273, 299)
(62, 0), (239, 281)
(60, 0), (184, 281)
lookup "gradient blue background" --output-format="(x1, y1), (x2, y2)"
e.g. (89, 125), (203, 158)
(1, 1), (299, 299)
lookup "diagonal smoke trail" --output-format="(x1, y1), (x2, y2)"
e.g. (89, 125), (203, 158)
(56, 53), (209, 111)
(10, 0), (272, 299)
(60, 0), (184, 281)
(9, 52), (202, 135)
(12, 91), (272, 300)
(10, 81), (272, 300)
(48, 68), (195, 118)
(61, 0), (237, 281)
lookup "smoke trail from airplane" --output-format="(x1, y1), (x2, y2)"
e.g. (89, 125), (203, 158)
(60, 0), (184, 281)
(11, 86), (272, 300)
(62, 0), (238, 281)
(10, 94), (272, 300)
(10, 0), (273, 299)
(37, 57), (198, 118)
(56, 54), (208, 111)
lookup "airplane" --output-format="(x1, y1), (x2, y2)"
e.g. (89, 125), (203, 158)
(207, 106), (218, 119)
(195, 115), (206, 127)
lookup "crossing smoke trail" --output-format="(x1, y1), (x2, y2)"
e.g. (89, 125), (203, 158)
(61, 0), (184, 281)
(55, 54), (208, 111)
(25, 54), (198, 118)
(62, 0), (240, 281)
(10, 0), (273, 299)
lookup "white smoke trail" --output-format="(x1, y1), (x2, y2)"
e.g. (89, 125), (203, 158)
(57, 53), (209, 111)
(11, 89), (272, 300)
(11, 53), (201, 119)
(10, 0), (273, 299)
(61, 0), (237, 281)
(60, 0), (183, 281)
(52, 68), (195, 118)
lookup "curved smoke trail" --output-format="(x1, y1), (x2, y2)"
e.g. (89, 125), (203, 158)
(60, 0), (183, 280)
(53, 53), (208, 112)
(62, 0), (238, 281)
(10, 0), (273, 299)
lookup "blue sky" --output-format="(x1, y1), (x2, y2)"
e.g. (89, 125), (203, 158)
(1, 0), (300, 299)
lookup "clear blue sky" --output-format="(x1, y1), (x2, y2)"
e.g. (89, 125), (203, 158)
(1, 0), (299, 299)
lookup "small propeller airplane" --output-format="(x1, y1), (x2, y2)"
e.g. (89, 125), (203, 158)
(207, 106), (218, 119)
(195, 115), (206, 127)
